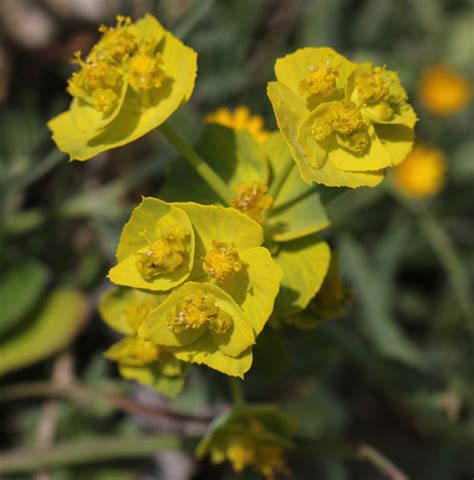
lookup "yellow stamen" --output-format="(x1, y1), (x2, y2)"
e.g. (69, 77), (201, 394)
(355, 66), (392, 104)
(136, 223), (189, 281)
(230, 181), (273, 221)
(325, 101), (366, 136)
(167, 288), (232, 335)
(203, 241), (242, 283)
(300, 59), (339, 97)
(128, 52), (165, 90)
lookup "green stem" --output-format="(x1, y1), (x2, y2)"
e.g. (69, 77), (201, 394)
(0, 434), (195, 474)
(390, 189), (473, 324)
(268, 152), (295, 198)
(160, 122), (233, 204)
(417, 211), (473, 323)
(355, 444), (408, 480)
(228, 378), (245, 406)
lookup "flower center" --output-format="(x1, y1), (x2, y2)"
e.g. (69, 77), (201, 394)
(167, 289), (232, 335)
(97, 16), (137, 61)
(136, 220), (189, 281)
(230, 181), (273, 221)
(203, 241), (242, 282)
(128, 53), (165, 90)
(300, 60), (339, 97)
(67, 53), (122, 113)
(355, 66), (392, 104)
(325, 101), (366, 136)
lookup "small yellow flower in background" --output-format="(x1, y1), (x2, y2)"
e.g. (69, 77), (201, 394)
(197, 405), (296, 480)
(393, 143), (447, 198)
(48, 14), (197, 160)
(205, 106), (270, 143)
(419, 64), (471, 116)
(267, 47), (417, 188)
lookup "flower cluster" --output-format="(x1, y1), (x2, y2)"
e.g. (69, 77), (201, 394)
(197, 405), (296, 479)
(267, 47), (417, 187)
(48, 14), (197, 161)
(101, 197), (283, 387)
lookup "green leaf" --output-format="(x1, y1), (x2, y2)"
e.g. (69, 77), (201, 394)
(340, 236), (426, 368)
(274, 235), (331, 316)
(0, 289), (88, 375)
(263, 133), (330, 242)
(0, 261), (50, 337)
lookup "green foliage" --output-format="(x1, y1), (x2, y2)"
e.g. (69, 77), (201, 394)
(0, 289), (88, 375)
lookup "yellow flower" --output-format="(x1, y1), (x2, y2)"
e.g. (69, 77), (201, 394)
(393, 143), (446, 198)
(48, 14), (197, 160)
(197, 405), (296, 480)
(267, 48), (417, 188)
(99, 286), (187, 397)
(205, 106), (270, 143)
(419, 64), (471, 115)
(109, 198), (283, 377)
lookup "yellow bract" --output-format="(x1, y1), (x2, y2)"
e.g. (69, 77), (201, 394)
(267, 47), (417, 187)
(48, 14), (197, 160)
(393, 143), (446, 198)
(99, 286), (186, 397)
(205, 106), (270, 143)
(419, 64), (471, 115)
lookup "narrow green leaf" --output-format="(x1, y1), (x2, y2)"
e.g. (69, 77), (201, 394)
(0, 261), (50, 337)
(0, 289), (88, 375)
(340, 236), (426, 368)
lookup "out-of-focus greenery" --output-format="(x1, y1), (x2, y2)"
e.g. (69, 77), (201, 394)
(0, 0), (473, 479)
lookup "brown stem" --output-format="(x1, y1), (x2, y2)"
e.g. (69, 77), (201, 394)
(0, 381), (213, 425)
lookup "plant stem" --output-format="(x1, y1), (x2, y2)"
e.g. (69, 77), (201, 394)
(0, 434), (195, 474)
(160, 122), (233, 204)
(268, 152), (295, 199)
(228, 378), (245, 406)
(0, 381), (212, 425)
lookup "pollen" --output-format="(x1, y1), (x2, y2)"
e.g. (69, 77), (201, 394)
(230, 181), (273, 221)
(167, 288), (232, 334)
(299, 60), (339, 97)
(355, 66), (391, 104)
(135, 224), (189, 281)
(205, 106), (270, 143)
(325, 101), (366, 136)
(203, 241), (242, 283)
(128, 52), (165, 90)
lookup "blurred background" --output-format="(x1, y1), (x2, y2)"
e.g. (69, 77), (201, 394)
(0, 0), (473, 479)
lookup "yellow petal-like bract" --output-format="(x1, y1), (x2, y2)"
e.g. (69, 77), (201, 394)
(267, 47), (417, 188)
(48, 14), (197, 160)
